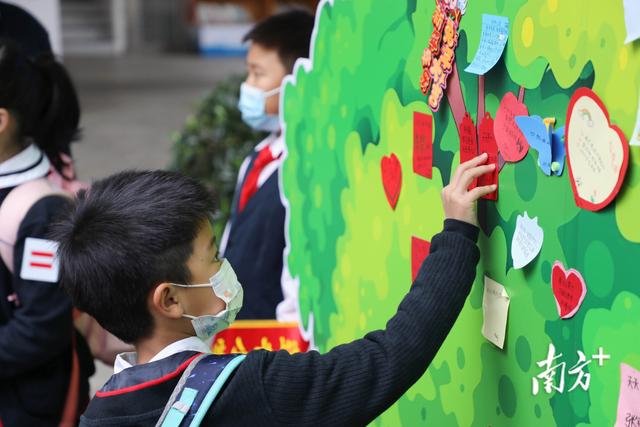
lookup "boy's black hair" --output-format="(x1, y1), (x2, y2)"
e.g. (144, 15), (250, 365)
(243, 9), (315, 72)
(53, 170), (216, 343)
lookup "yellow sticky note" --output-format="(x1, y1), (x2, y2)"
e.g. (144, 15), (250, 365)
(482, 276), (510, 349)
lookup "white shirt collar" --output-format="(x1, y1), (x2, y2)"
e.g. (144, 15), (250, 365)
(113, 336), (211, 374)
(255, 132), (285, 158)
(0, 144), (51, 189)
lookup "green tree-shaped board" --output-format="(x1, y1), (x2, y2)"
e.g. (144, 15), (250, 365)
(282, 0), (640, 425)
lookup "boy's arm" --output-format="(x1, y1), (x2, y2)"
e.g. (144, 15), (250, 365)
(0, 196), (73, 377)
(229, 155), (496, 425)
(238, 219), (478, 425)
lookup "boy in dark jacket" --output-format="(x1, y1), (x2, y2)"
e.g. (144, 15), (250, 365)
(222, 9), (315, 321)
(54, 154), (496, 426)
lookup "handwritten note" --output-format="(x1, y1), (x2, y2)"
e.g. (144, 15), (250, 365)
(515, 115), (565, 176)
(459, 112), (478, 189)
(565, 88), (629, 211)
(511, 212), (544, 269)
(494, 92), (529, 162)
(615, 363), (640, 427)
(631, 94), (640, 146)
(478, 112), (499, 200)
(624, 0), (640, 44)
(465, 14), (509, 75)
(551, 261), (587, 319)
(413, 112), (433, 179)
(482, 276), (510, 349)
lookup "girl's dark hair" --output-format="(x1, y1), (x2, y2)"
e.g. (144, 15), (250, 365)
(0, 40), (80, 175)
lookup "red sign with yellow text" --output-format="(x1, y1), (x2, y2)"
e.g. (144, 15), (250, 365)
(212, 320), (310, 354)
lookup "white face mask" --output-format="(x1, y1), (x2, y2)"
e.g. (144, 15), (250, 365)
(238, 82), (281, 132)
(171, 259), (243, 341)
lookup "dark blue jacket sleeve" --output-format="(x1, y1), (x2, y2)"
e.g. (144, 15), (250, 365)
(213, 220), (481, 426)
(0, 196), (73, 378)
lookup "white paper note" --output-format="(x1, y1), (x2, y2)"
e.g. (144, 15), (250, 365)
(623, 0), (640, 44)
(512, 212), (544, 269)
(482, 276), (510, 349)
(458, 0), (468, 14)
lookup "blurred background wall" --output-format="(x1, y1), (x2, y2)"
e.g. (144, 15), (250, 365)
(7, 0), (319, 56)
(4, 0), (318, 182)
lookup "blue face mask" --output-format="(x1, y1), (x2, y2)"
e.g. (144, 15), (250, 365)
(238, 83), (281, 132)
(171, 259), (243, 341)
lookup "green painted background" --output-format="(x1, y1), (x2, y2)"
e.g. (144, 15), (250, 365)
(280, 0), (640, 425)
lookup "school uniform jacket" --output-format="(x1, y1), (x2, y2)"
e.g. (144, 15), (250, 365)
(82, 220), (479, 426)
(220, 134), (298, 321)
(0, 146), (92, 426)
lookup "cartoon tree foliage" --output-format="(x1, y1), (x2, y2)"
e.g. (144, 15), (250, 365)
(282, 0), (640, 425)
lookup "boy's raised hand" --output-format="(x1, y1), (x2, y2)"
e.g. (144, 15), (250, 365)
(441, 153), (497, 227)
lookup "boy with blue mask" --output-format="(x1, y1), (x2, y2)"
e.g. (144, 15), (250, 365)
(219, 10), (316, 323)
(53, 156), (497, 426)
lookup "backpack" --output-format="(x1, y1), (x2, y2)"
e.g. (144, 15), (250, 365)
(0, 155), (130, 425)
(0, 153), (87, 272)
(155, 354), (246, 427)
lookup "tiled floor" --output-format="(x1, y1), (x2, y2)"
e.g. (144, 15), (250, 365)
(64, 52), (245, 393)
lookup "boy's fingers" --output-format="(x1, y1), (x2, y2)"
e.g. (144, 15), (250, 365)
(466, 184), (497, 201)
(458, 164), (495, 191)
(463, 152), (489, 169)
(452, 153), (488, 187)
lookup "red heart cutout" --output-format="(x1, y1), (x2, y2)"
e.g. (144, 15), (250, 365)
(411, 236), (431, 282)
(551, 261), (587, 319)
(381, 154), (402, 209)
(459, 112), (478, 190)
(477, 112), (499, 200)
(565, 87), (630, 211)
(494, 92), (529, 162)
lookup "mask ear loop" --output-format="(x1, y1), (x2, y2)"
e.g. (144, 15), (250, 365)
(264, 86), (281, 98)
(169, 283), (211, 288)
